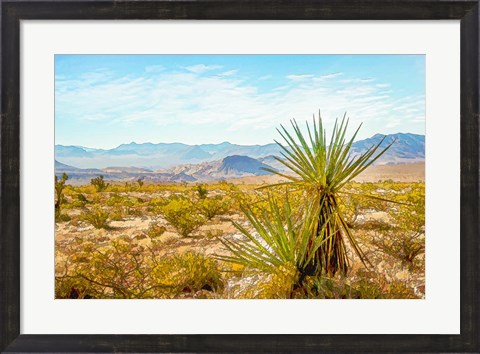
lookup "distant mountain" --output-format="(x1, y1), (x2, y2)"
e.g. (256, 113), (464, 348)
(55, 160), (101, 174)
(54, 141), (283, 169)
(55, 132), (425, 170)
(55, 145), (92, 158)
(169, 172), (197, 182)
(182, 145), (212, 160)
(351, 133), (425, 165)
(158, 155), (276, 180)
(55, 155), (277, 184)
(219, 155), (273, 176)
(258, 155), (287, 172)
(102, 166), (153, 173)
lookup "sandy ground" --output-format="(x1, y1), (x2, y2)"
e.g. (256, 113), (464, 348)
(225, 162), (425, 185)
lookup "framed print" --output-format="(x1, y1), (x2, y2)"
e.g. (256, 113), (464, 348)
(1, 1), (479, 352)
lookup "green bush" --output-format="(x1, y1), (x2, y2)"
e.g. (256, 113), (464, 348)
(145, 222), (167, 239)
(197, 196), (227, 220)
(91, 175), (109, 192)
(372, 186), (425, 268)
(55, 172), (69, 222)
(151, 252), (223, 295)
(56, 237), (222, 299)
(110, 207), (124, 221)
(56, 212), (71, 222)
(81, 207), (109, 229)
(195, 184), (208, 199)
(106, 193), (128, 206)
(70, 193), (90, 208)
(161, 197), (206, 237)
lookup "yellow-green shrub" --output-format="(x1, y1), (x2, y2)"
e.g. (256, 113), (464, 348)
(151, 252), (223, 295)
(90, 175), (109, 192)
(161, 197), (206, 237)
(81, 207), (109, 229)
(197, 196), (228, 220)
(145, 222), (166, 239)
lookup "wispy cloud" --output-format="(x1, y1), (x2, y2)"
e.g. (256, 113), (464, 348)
(185, 64), (222, 74)
(218, 69), (238, 77)
(56, 61), (425, 146)
(314, 72), (343, 81)
(286, 74), (314, 81)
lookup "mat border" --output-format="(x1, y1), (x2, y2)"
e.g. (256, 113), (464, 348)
(1, 1), (478, 352)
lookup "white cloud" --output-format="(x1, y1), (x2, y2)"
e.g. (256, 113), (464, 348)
(314, 72), (343, 81)
(185, 64), (222, 74)
(286, 74), (314, 81)
(56, 68), (425, 145)
(218, 69), (238, 77)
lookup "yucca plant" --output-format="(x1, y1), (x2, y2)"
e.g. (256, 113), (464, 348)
(263, 113), (394, 276)
(216, 194), (334, 292)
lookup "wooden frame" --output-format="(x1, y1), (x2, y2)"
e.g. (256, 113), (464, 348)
(1, 1), (478, 352)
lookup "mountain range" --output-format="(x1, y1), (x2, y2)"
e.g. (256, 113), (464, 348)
(55, 132), (425, 183)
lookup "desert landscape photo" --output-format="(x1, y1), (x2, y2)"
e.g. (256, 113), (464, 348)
(55, 54), (425, 299)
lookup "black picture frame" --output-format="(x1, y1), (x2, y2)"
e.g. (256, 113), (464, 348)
(1, 1), (478, 352)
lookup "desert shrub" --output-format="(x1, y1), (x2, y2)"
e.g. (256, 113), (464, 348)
(161, 197), (206, 237)
(55, 172), (69, 222)
(69, 193), (90, 208)
(109, 185), (120, 193)
(197, 196), (228, 220)
(137, 178), (144, 187)
(287, 273), (418, 299)
(146, 197), (168, 215)
(145, 222), (167, 239)
(55, 274), (95, 299)
(56, 236), (222, 299)
(121, 197), (144, 216)
(151, 252), (223, 296)
(385, 280), (418, 299)
(195, 184), (208, 199)
(56, 213), (71, 222)
(351, 271), (417, 299)
(81, 207), (109, 229)
(224, 184), (250, 212)
(204, 229), (223, 239)
(56, 237), (151, 298)
(110, 207), (124, 221)
(91, 175), (109, 192)
(106, 193), (128, 206)
(338, 194), (363, 229)
(372, 185), (425, 268)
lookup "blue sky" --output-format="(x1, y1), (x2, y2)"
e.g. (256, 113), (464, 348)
(55, 55), (425, 149)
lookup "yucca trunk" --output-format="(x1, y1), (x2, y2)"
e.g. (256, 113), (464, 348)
(303, 192), (349, 277)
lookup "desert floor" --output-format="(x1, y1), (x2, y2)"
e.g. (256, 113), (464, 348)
(55, 163), (425, 299)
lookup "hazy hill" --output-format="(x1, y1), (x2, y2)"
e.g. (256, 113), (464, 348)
(219, 155), (273, 176)
(55, 132), (425, 170)
(55, 155), (277, 184)
(351, 133), (425, 164)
